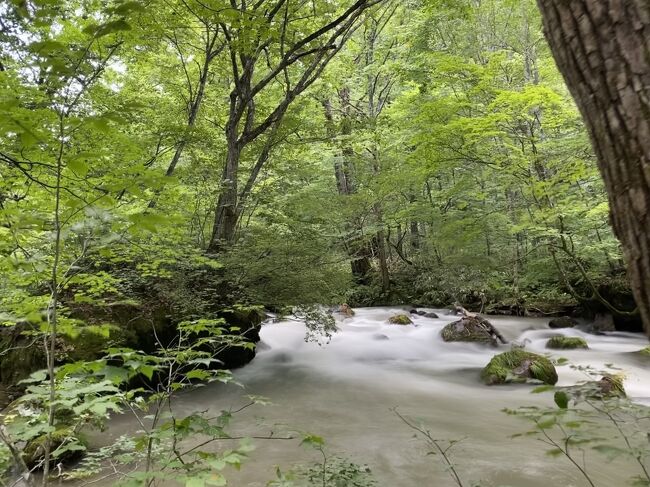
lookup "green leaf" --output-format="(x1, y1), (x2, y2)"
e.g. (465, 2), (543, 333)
(93, 19), (132, 37)
(139, 365), (155, 381)
(300, 434), (325, 448)
(185, 477), (205, 487)
(67, 155), (90, 177)
(554, 391), (569, 409)
(185, 369), (211, 381)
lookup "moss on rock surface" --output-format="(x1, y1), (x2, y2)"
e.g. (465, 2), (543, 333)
(596, 375), (626, 398)
(562, 375), (626, 400)
(546, 336), (589, 350)
(637, 346), (650, 356)
(23, 428), (86, 469)
(481, 350), (558, 385)
(441, 316), (504, 346)
(388, 314), (413, 325)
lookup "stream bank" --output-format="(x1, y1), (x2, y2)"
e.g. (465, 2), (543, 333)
(87, 306), (650, 486)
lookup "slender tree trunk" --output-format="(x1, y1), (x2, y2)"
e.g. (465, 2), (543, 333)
(164, 59), (211, 177)
(374, 207), (390, 294)
(409, 221), (419, 251)
(323, 93), (372, 282)
(396, 223), (404, 257)
(208, 137), (240, 252)
(537, 0), (650, 334)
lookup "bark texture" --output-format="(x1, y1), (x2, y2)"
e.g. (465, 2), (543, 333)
(537, 0), (650, 334)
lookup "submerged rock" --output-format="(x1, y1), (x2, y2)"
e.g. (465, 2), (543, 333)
(592, 313), (616, 333)
(269, 352), (292, 364)
(510, 338), (531, 350)
(546, 336), (589, 350)
(481, 350), (558, 385)
(441, 316), (506, 346)
(409, 309), (438, 318)
(549, 316), (578, 329)
(388, 314), (413, 325)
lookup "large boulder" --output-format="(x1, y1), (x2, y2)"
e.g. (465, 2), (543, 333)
(215, 306), (267, 368)
(441, 316), (506, 346)
(546, 336), (588, 350)
(549, 316), (578, 329)
(481, 350), (558, 385)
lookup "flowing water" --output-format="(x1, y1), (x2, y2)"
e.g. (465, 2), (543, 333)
(98, 307), (650, 486)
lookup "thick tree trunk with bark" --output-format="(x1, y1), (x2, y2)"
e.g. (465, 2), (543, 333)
(536, 0), (650, 335)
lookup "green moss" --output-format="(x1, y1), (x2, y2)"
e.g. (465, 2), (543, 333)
(598, 375), (626, 398)
(388, 314), (412, 325)
(481, 350), (558, 385)
(638, 346), (650, 356)
(23, 428), (87, 468)
(0, 325), (47, 387)
(220, 305), (267, 328)
(546, 336), (588, 350)
(440, 317), (499, 345)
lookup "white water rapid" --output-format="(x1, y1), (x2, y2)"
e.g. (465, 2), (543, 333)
(99, 307), (650, 486)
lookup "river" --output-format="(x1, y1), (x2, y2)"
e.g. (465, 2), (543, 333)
(97, 307), (650, 486)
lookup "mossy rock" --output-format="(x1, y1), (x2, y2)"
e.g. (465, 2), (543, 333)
(23, 428), (86, 469)
(548, 316), (578, 329)
(481, 350), (558, 385)
(388, 314), (412, 325)
(219, 305), (267, 329)
(595, 375), (626, 398)
(441, 316), (502, 346)
(563, 375), (626, 400)
(0, 324), (47, 387)
(637, 346), (650, 357)
(546, 336), (588, 350)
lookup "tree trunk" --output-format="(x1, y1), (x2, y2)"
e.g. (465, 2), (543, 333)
(208, 138), (240, 252)
(536, 0), (650, 334)
(376, 229), (390, 294)
(323, 94), (372, 283)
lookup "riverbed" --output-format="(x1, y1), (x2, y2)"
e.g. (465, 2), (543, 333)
(97, 307), (650, 486)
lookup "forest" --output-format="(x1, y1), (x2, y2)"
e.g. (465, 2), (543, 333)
(1, 0), (649, 486)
